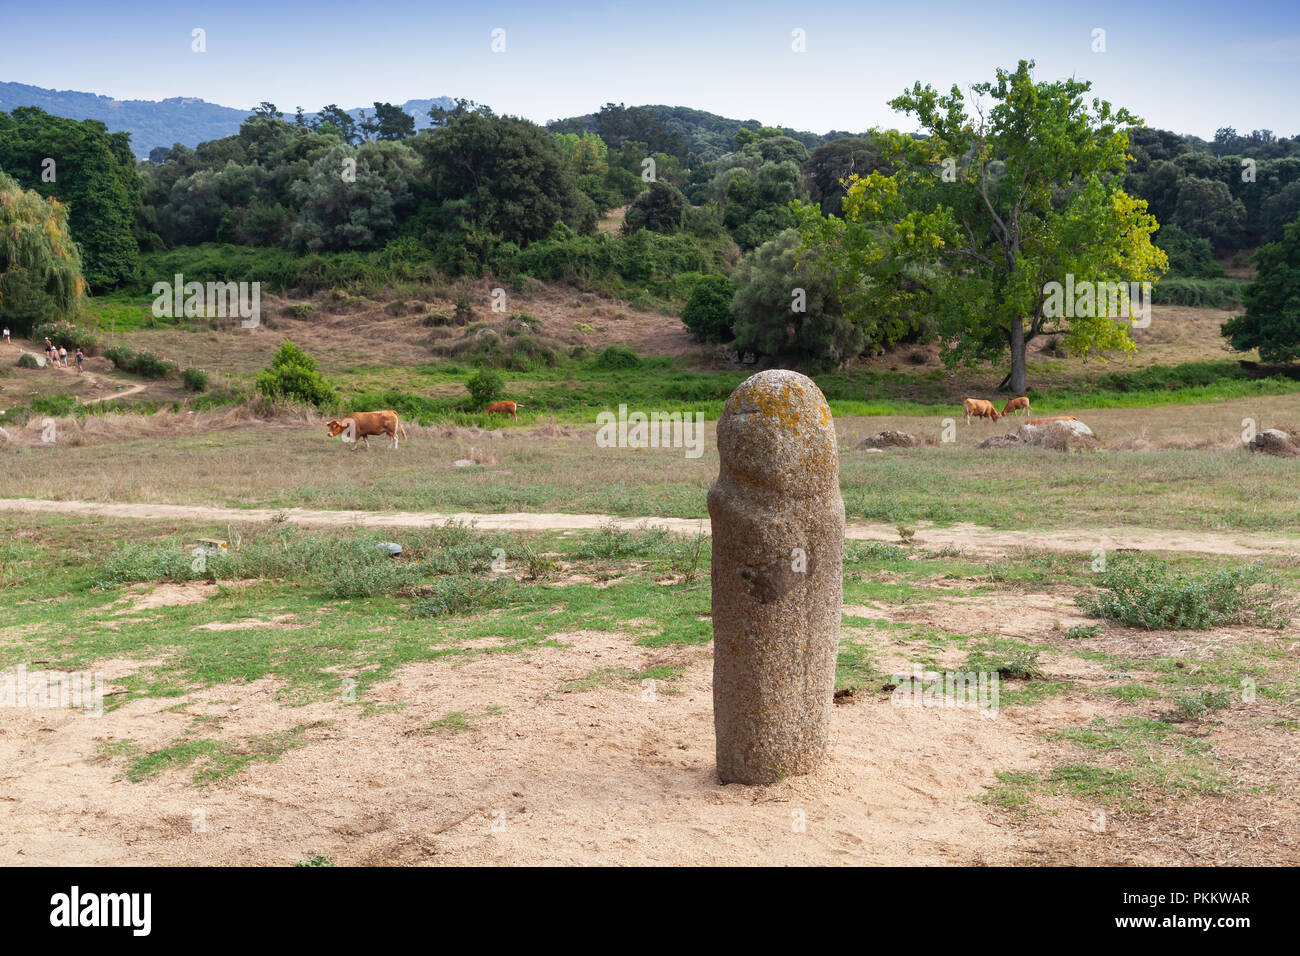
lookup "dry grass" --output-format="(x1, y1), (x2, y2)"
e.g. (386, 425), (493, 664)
(111, 280), (705, 381)
(0, 401), (322, 449)
(3, 395), (1299, 534)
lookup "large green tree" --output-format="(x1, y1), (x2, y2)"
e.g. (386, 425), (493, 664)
(1221, 218), (1300, 363)
(414, 108), (588, 248)
(730, 228), (866, 368)
(0, 171), (84, 334)
(799, 60), (1166, 393)
(0, 106), (139, 290)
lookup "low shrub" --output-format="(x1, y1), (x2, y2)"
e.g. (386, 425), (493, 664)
(1151, 278), (1244, 308)
(415, 577), (516, 617)
(1077, 554), (1290, 629)
(465, 368), (504, 409)
(595, 345), (640, 369)
(103, 345), (176, 379)
(681, 274), (736, 342)
(181, 368), (209, 392)
(32, 319), (96, 352)
(31, 393), (76, 417)
(255, 340), (336, 408)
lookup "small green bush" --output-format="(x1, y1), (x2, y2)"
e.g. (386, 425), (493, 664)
(255, 340), (336, 408)
(465, 368), (504, 409)
(16, 352), (40, 369)
(1063, 623), (1102, 640)
(415, 577), (516, 617)
(595, 345), (640, 369)
(681, 274), (736, 342)
(1162, 690), (1231, 723)
(32, 319), (96, 352)
(182, 368), (209, 392)
(1077, 554), (1289, 629)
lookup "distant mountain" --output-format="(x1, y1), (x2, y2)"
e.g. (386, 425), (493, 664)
(0, 82), (456, 158)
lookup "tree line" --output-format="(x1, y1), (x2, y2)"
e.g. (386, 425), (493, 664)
(2, 80), (1299, 383)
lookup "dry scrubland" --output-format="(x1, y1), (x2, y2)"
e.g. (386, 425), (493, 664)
(1, 290), (1299, 866)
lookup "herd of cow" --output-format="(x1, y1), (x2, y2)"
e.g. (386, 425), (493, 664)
(323, 397), (1068, 451)
(962, 396), (1077, 427)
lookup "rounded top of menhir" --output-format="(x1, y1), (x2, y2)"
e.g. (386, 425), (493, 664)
(715, 369), (839, 496)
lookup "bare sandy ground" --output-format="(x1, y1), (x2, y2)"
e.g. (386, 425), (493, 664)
(0, 497), (1295, 557)
(3, 588), (1294, 866)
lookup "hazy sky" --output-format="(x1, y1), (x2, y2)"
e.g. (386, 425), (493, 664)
(2, 0), (1298, 138)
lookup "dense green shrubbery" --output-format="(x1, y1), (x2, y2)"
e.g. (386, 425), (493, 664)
(1151, 277), (1245, 308)
(437, 330), (561, 371)
(30, 393), (76, 417)
(1094, 360), (1251, 392)
(1154, 223), (1223, 278)
(415, 576), (518, 617)
(731, 228), (866, 368)
(465, 368), (504, 408)
(491, 229), (728, 295)
(1222, 219), (1300, 363)
(134, 243), (443, 297)
(1077, 554), (1290, 629)
(32, 319), (96, 352)
(681, 274), (736, 341)
(181, 368), (209, 392)
(16, 352), (40, 369)
(594, 345), (641, 369)
(103, 345), (176, 378)
(255, 340), (336, 407)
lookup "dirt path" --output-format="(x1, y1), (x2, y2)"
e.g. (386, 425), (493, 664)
(0, 343), (147, 403)
(0, 497), (1295, 556)
(80, 378), (148, 403)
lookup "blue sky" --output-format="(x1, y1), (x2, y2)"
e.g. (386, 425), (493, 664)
(2, 0), (1297, 137)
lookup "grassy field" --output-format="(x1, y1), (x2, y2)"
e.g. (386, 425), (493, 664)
(4, 395), (1299, 532)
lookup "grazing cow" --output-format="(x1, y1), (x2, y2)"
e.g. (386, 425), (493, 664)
(963, 398), (1000, 425)
(1002, 396), (1031, 418)
(326, 409), (407, 450)
(1029, 416), (1078, 425)
(485, 400), (521, 421)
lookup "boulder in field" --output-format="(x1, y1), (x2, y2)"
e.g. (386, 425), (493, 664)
(857, 430), (919, 449)
(1248, 429), (1300, 457)
(979, 419), (1097, 452)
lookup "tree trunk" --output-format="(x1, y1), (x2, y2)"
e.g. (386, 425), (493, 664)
(1007, 319), (1027, 394)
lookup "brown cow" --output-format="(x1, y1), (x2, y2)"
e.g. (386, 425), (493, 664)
(326, 409), (407, 451)
(1002, 396), (1031, 418)
(485, 400), (521, 421)
(1029, 416), (1078, 425)
(963, 398), (1000, 425)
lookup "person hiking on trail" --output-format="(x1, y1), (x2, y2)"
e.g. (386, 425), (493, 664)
(44, 339), (54, 367)
(75, 347), (84, 374)
(2, 327), (9, 345)
(59, 346), (68, 368)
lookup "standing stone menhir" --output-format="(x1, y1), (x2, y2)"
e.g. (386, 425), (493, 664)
(708, 369), (844, 785)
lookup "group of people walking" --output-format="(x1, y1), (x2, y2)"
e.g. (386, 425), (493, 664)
(2, 328), (85, 374)
(40, 338), (83, 373)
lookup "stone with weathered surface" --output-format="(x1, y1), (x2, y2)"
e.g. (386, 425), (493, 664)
(1249, 428), (1300, 457)
(708, 369), (844, 785)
